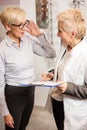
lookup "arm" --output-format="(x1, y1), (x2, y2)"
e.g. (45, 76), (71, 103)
(32, 33), (56, 58)
(57, 81), (87, 99)
(25, 20), (56, 58)
(64, 67), (87, 99)
(64, 82), (87, 99)
(0, 52), (9, 116)
(0, 52), (14, 128)
(41, 70), (87, 99)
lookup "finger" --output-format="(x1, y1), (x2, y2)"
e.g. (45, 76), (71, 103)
(30, 20), (38, 28)
(48, 73), (54, 79)
(9, 121), (14, 128)
(28, 20), (36, 28)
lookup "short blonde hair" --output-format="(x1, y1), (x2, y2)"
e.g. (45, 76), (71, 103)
(57, 8), (86, 39)
(0, 7), (26, 26)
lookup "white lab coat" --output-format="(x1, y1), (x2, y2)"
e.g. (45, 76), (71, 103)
(54, 39), (87, 130)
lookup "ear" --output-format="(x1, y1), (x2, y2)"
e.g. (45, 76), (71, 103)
(71, 31), (76, 38)
(5, 24), (11, 31)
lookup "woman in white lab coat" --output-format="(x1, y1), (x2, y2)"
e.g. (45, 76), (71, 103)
(42, 8), (87, 130)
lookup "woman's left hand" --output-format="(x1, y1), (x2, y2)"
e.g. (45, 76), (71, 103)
(25, 20), (42, 36)
(57, 81), (67, 93)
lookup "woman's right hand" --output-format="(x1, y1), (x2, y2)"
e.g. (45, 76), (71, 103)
(25, 20), (42, 37)
(41, 72), (54, 81)
(4, 114), (14, 128)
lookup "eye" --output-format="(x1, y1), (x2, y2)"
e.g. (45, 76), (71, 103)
(19, 24), (24, 29)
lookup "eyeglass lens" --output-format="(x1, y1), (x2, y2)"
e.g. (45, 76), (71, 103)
(11, 20), (30, 29)
(19, 20), (30, 29)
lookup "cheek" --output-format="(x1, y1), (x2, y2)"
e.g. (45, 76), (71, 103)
(15, 30), (25, 37)
(59, 33), (64, 39)
(61, 35), (69, 44)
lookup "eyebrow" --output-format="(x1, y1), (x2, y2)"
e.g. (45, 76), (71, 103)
(11, 20), (30, 25)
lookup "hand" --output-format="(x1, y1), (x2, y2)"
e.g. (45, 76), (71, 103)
(25, 20), (42, 36)
(41, 72), (54, 81)
(57, 81), (67, 93)
(4, 114), (14, 128)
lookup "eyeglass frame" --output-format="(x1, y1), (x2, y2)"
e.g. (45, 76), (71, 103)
(11, 20), (30, 29)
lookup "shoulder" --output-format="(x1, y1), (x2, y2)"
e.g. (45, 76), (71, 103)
(0, 39), (7, 51)
(78, 39), (87, 55)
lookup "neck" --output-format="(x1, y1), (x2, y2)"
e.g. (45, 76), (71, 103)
(68, 39), (81, 51)
(7, 31), (20, 46)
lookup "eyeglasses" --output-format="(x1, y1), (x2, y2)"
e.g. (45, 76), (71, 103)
(11, 20), (30, 29)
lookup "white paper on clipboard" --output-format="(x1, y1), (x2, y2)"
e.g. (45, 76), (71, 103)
(26, 81), (63, 87)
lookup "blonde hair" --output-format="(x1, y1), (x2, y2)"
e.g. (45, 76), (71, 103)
(57, 8), (86, 39)
(0, 7), (26, 26)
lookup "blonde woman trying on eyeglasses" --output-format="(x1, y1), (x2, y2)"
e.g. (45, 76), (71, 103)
(0, 7), (56, 130)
